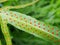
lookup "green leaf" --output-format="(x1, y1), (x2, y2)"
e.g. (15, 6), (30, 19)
(0, 16), (12, 45)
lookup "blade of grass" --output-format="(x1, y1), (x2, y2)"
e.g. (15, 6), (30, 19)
(0, 0), (7, 3)
(0, 40), (2, 45)
(2, 0), (39, 10)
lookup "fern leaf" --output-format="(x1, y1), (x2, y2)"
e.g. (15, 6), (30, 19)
(1, 10), (60, 44)
(0, 15), (12, 45)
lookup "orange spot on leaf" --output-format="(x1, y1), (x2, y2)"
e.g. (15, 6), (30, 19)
(52, 32), (54, 34)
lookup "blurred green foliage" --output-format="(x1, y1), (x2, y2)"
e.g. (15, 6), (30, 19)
(0, 0), (60, 45)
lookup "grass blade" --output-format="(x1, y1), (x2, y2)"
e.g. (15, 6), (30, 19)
(0, 0), (7, 3)
(2, 0), (39, 10)
(0, 40), (2, 45)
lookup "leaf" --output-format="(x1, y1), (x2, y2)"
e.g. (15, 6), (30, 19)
(0, 40), (2, 45)
(1, 10), (60, 44)
(0, 16), (12, 45)
(0, 0), (7, 3)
